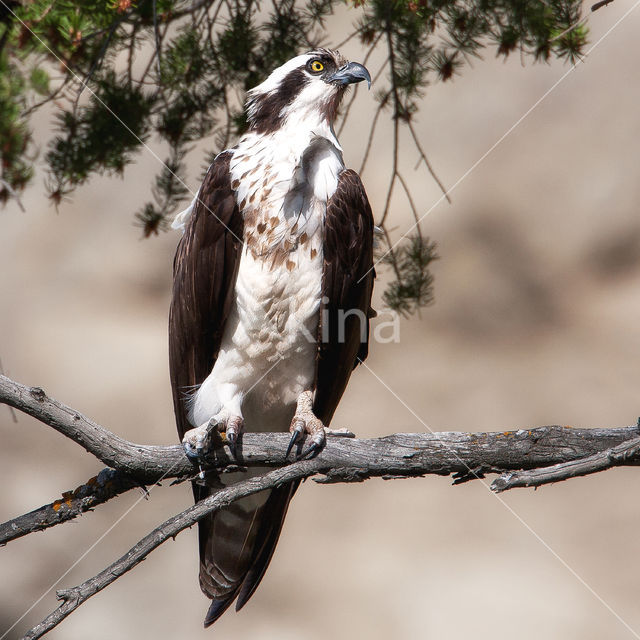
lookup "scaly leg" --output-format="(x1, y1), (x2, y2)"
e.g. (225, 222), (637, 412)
(286, 390), (326, 459)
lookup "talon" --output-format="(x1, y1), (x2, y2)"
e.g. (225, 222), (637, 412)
(288, 391), (326, 460)
(183, 413), (244, 463)
(227, 429), (237, 457)
(195, 430), (209, 456)
(225, 415), (244, 459)
(297, 431), (325, 460)
(183, 442), (201, 461)
(298, 441), (321, 460)
(286, 421), (304, 458)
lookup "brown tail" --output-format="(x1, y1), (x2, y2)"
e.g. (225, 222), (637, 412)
(198, 479), (299, 627)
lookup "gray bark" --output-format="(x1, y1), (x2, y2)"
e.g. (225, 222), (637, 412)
(2, 373), (639, 546)
(2, 372), (640, 639)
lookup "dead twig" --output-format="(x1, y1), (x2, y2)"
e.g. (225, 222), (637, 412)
(492, 433), (640, 492)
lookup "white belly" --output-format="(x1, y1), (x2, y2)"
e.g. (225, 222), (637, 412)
(189, 239), (323, 432)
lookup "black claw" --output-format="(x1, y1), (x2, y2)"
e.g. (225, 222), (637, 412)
(286, 429), (302, 458)
(227, 431), (237, 457)
(297, 441), (321, 460)
(183, 443), (202, 461)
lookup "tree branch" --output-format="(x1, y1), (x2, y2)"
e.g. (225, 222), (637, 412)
(3, 372), (640, 637)
(0, 177), (26, 212)
(21, 461), (321, 640)
(407, 118), (451, 204)
(0, 469), (141, 545)
(491, 433), (640, 492)
(3, 372), (640, 540)
(4, 372), (640, 484)
(20, 430), (640, 639)
(0, 374), (186, 483)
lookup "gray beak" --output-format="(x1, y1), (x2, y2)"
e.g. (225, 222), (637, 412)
(328, 62), (372, 89)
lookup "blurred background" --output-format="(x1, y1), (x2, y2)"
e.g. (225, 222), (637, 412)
(2, 3), (640, 639)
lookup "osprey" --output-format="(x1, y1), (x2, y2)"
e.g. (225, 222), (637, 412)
(169, 49), (374, 626)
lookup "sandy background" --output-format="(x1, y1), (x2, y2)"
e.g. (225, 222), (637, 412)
(2, 3), (640, 639)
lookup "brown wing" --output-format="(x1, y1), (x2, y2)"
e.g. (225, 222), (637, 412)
(169, 150), (243, 440)
(314, 169), (375, 425)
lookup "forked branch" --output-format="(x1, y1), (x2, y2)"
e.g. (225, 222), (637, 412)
(21, 461), (321, 640)
(492, 433), (640, 492)
(1, 372), (639, 639)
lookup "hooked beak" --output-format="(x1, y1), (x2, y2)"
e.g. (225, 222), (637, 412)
(328, 62), (372, 89)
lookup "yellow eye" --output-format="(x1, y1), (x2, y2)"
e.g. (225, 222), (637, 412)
(310, 60), (324, 73)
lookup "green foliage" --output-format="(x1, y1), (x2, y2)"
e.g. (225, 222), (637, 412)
(0, 51), (33, 205)
(382, 234), (438, 316)
(358, 0), (587, 117)
(0, 0), (591, 311)
(46, 72), (153, 199)
(134, 148), (188, 237)
(29, 67), (50, 95)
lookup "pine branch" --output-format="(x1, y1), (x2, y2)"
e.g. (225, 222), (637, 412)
(407, 118), (451, 204)
(0, 177), (25, 211)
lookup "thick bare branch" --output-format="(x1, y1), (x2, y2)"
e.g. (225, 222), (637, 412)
(5, 372), (639, 480)
(22, 461), (322, 640)
(3, 371), (640, 637)
(0, 374), (186, 483)
(2, 372), (640, 545)
(22, 431), (640, 638)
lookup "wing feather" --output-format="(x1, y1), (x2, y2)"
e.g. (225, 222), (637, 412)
(169, 151), (244, 440)
(314, 169), (375, 425)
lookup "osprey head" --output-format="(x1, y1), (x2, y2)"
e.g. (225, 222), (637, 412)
(246, 49), (371, 135)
